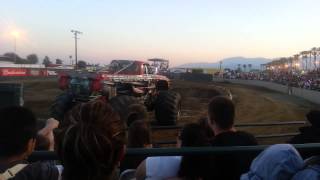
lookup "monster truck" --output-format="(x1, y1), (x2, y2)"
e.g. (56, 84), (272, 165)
(51, 60), (181, 126)
(148, 58), (169, 75)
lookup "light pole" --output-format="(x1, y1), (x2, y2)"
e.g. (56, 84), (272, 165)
(69, 55), (73, 65)
(11, 31), (19, 63)
(71, 30), (82, 69)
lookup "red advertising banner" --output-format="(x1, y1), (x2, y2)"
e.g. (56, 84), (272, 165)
(1, 68), (27, 76)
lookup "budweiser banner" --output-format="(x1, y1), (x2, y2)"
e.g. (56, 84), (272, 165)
(1, 68), (27, 76)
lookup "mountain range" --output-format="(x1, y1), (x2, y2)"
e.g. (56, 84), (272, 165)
(176, 57), (271, 70)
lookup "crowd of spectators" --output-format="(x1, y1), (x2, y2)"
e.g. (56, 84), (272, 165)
(221, 69), (320, 91)
(1, 96), (320, 180)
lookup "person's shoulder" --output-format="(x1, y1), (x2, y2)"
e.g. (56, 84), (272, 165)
(292, 164), (320, 180)
(215, 131), (256, 140)
(146, 156), (182, 179)
(235, 131), (255, 137)
(15, 161), (59, 180)
(235, 131), (258, 144)
(212, 131), (257, 146)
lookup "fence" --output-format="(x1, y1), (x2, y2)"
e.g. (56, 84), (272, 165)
(151, 121), (306, 145)
(213, 78), (320, 104)
(29, 143), (320, 162)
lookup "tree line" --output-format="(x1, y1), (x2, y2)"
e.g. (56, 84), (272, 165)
(267, 47), (320, 70)
(0, 52), (88, 68)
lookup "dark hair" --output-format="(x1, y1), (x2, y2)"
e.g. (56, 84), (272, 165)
(0, 106), (37, 158)
(128, 120), (152, 148)
(198, 117), (215, 140)
(127, 104), (148, 126)
(178, 123), (211, 179)
(208, 96), (235, 129)
(55, 100), (126, 180)
(307, 110), (320, 127)
(35, 134), (50, 151)
(179, 123), (210, 147)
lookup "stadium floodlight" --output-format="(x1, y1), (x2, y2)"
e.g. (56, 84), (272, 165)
(11, 31), (20, 38)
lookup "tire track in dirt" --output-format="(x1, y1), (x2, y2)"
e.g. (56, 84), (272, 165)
(154, 81), (318, 145)
(2, 78), (317, 144)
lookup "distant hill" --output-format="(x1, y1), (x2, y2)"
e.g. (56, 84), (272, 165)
(177, 57), (271, 70)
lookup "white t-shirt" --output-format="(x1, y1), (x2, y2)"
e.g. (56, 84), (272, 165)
(146, 156), (182, 180)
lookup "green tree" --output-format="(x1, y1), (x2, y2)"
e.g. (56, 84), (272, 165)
(242, 64), (247, 72)
(248, 64), (252, 72)
(78, 60), (87, 69)
(56, 59), (63, 64)
(42, 56), (52, 67)
(311, 47), (317, 69)
(26, 54), (39, 64)
(3, 52), (21, 63)
(237, 64), (241, 71)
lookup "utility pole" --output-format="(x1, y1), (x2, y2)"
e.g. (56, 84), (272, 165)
(219, 61), (223, 72)
(14, 36), (17, 63)
(71, 30), (82, 69)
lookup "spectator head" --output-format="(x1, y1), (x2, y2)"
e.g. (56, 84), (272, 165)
(177, 123), (210, 147)
(306, 110), (320, 128)
(198, 117), (215, 140)
(177, 123), (212, 179)
(208, 96), (235, 132)
(0, 106), (37, 160)
(128, 120), (152, 148)
(35, 134), (50, 151)
(127, 104), (148, 126)
(55, 100), (126, 180)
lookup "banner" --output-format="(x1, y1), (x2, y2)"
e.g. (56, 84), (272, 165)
(0, 68), (27, 76)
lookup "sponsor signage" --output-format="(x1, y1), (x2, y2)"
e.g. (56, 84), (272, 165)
(1, 68), (27, 76)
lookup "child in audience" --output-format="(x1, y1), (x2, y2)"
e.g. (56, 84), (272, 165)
(128, 120), (152, 148)
(120, 120), (152, 172)
(135, 123), (211, 180)
(127, 104), (148, 126)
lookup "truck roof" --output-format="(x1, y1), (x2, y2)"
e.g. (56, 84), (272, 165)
(111, 59), (147, 64)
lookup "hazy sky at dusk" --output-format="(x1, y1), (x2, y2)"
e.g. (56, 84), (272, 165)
(1, 0), (320, 66)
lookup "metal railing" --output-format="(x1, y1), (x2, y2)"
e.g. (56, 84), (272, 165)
(151, 121), (306, 145)
(29, 143), (320, 162)
(151, 121), (305, 130)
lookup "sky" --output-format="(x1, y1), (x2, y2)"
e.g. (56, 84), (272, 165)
(1, 0), (320, 66)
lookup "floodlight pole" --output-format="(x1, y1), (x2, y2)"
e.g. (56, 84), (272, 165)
(14, 36), (17, 63)
(71, 30), (82, 70)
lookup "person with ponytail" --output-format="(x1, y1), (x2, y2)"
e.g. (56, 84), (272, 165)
(54, 100), (127, 180)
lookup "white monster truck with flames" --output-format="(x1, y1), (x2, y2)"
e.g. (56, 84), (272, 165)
(51, 59), (181, 125)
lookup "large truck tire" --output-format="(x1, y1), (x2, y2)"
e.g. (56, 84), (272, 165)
(50, 92), (74, 122)
(154, 91), (181, 125)
(109, 95), (141, 124)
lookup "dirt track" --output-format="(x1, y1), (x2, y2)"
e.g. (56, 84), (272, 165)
(0, 78), (317, 144)
(154, 80), (317, 144)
